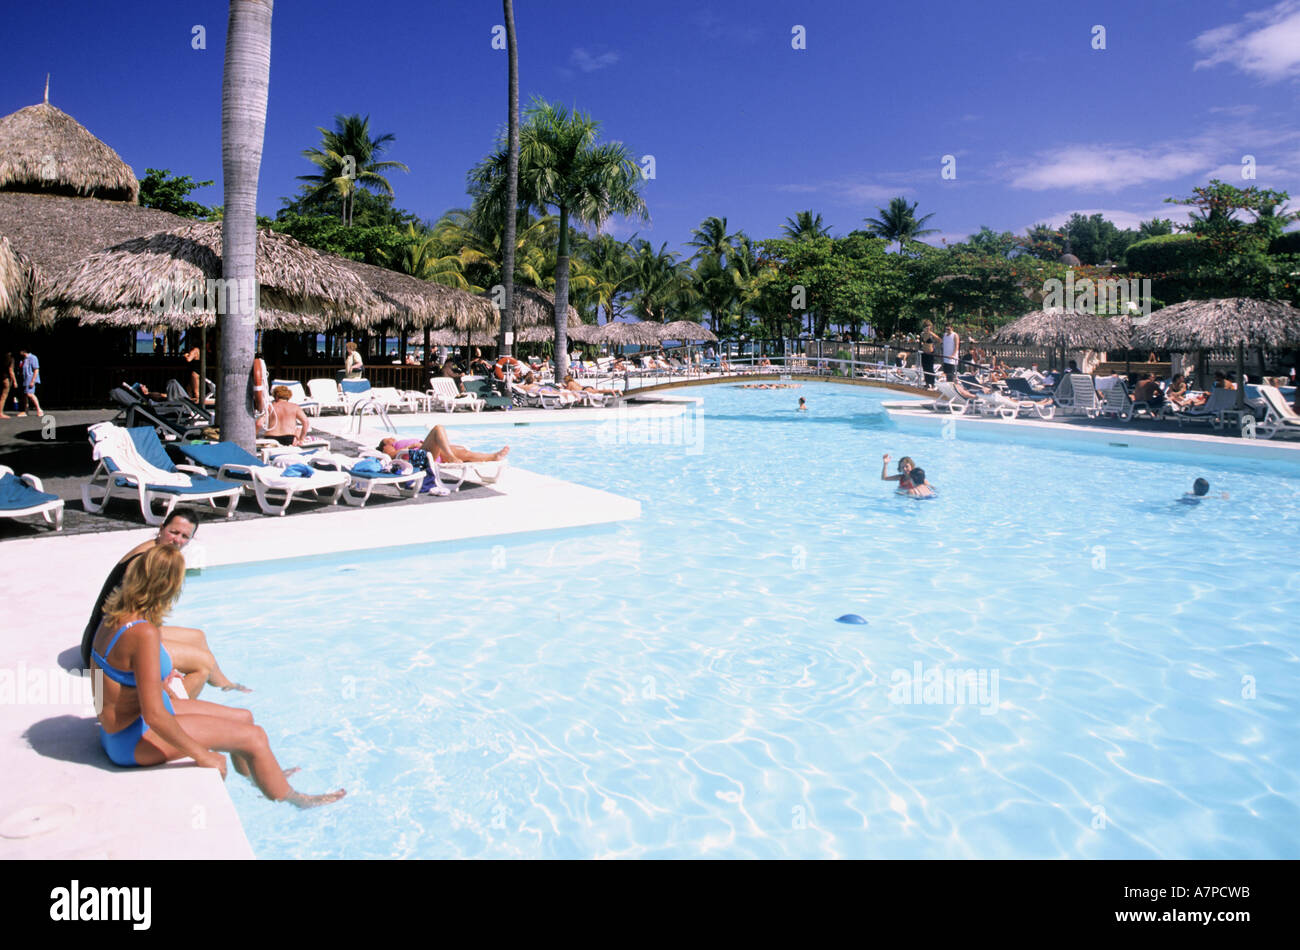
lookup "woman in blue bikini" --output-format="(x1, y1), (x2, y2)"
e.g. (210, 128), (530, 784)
(90, 545), (344, 808)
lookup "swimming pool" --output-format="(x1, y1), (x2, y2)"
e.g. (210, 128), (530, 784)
(181, 383), (1300, 858)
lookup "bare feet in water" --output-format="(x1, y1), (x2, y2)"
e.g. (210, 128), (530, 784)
(220, 682), (252, 693)
(284, 788), (346, 809)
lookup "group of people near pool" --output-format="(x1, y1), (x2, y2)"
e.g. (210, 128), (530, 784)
(80, 511), (345, 807)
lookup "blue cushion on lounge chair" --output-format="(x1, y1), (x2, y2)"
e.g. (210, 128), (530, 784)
(117, 474), (241, 494)
(0, 473), (59, 509)
(173, 441), (262, 470)
(127, 426), (183, 473)
(341, 379), (371, 394)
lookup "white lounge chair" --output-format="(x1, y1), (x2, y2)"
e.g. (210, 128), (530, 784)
(83, 424), (242, 525)
(1253, 385), (1300, 439)
(171, 442), (348, 516)
(933, 380), (978, 414)
(428, 377), (483, 412)
(0, 464), (64, 531)
(307, 378), (348, 414)
(1054, 374), (1101, 417)
(309, 452), (424, 506)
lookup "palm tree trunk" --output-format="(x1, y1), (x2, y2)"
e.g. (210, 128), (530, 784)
(498, 0), (519, 358)
(220, 0), (273, 452)
(554, 206), (571, 379)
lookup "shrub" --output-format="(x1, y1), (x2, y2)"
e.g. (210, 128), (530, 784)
(1122, 233), (1215, 273)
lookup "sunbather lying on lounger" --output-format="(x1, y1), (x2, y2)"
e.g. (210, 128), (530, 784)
(81, 510), (247, 698)
(561, 374), (620, 397)
(377, 427), (509, 465)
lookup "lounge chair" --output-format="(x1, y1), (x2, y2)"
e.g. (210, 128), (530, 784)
(428, 377), (483, 412)
(1175, 388), (1245, 430)
(1095, 377), (1133, 421)
(306, 378), (348, 414)
(171, 441), (348, 516)
(436, 457), (508, 490)
(933, 380), (978, 414)
(0, 464), (63, 531)
(305, 452), (425, 506)
(162, 379), (217, 428)
(83, 424), (242, 525)
(463, 376), (511, 410)
(1252, 385), (1300, 439)
(1005, 377), (1054, 402)
(271, 379), (320, 416)
(109, 386), (208, 442)
(1053, 374), (1101, 418)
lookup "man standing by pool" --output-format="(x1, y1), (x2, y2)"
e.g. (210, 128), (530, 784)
(17, 347), (42, 417)
(941, 325), (959, 382)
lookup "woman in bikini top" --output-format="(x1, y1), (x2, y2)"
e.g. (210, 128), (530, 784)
(92, 545), (343, 807)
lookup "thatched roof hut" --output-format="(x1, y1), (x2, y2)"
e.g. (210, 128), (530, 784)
(46, 221), (378, 324)
(1130, 298), (1300, 350)
(0, 234), (37, 320)
(987, 308), (1131, 349)
(335, 258), (496, 332)
(0, 101), (140, 203)
(75, 306), (327, 332)
(658, 320), (717, 343)
(499, 285), (580, 330)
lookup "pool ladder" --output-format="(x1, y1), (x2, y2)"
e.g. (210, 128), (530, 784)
(347, 396), (395, 435)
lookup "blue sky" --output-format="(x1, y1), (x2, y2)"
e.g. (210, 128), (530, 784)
(3, 0), (1298, 253)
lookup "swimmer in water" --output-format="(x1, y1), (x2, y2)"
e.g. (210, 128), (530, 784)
(798, 397), (807, 411)
(881, 453), (915, 490)
(1180, 477), (1228, 504)
(900, 466), (934, 498)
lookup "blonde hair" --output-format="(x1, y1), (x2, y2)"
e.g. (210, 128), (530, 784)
(102, 545), (186, 630)
(346, 341), (357, 353)
(271, 385), (292, 400)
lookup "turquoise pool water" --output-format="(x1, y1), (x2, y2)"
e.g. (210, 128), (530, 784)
(181, 383), (1300, 858)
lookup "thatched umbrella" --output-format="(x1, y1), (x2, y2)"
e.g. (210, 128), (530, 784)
(658, 320), (717, 342)
(0, 97), (140, 203)
(1131, 298), (1300, 409)
(590, 320), (664, 347)
(46, 221), (378, 322)
(0, 235), (37, 321)
(74, 306), (327, 332)
(336, 258), (495, 332)
(988, 307), (1131, 372)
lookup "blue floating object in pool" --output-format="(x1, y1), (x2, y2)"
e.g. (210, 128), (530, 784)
(835, 614), (869, 625)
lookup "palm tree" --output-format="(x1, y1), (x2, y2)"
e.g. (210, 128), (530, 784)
(382, 224), (471, 289)
(470, 99), (647, 377)
(499, 0), (520, 356)
(628, 240), (686, 322)
(863, 197), (937, 253)
(298, 114), (409, 225)
(782, 210), (831, 241)
(577, 232), (635, 324)
(220, 0), (273, 452)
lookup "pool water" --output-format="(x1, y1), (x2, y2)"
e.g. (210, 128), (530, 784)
(181, 383), (1300, 858)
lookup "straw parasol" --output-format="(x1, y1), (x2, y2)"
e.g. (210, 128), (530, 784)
(657, 320), (718, 343)
(45, 221), (378, 323)
(590, 320), (664, 346)
(1131, 297), (1300, 409)
(0, 97), (140, 203)
(988, 307), (1131, 370)
(0, 234), (37, 321)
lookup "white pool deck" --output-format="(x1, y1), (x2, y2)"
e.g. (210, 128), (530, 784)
(0, 404), (681, 859)
(883, 400), (1300, 463)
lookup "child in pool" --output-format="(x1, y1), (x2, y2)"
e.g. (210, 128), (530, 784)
(1180, 477), (1228, 504)
(899, 467), (934, 498)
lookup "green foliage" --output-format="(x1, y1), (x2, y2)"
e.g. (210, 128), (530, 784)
(1060, 212), (1137, 264)
(270, 211), (409, 265)
(138, 168), (215, 219)
(1122, 233), (1215, 273)
(1269, 231), (1300, 255)
(297, 114), (410, 225)
(863, 197), (938, 253)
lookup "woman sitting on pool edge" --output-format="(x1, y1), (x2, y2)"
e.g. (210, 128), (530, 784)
(881, 454), (916, 490)
(90, 545), (344, 807)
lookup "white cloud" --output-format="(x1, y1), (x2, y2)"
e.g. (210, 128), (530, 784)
(1193, 1), (1300, 82)
(1008, 146), (1213, 191)
(569, 48), (619, 73)
(1208, 104), (1259, 116)
(774, 180), (904, 203)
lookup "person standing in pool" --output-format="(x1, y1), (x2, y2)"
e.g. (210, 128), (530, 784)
(900, 467), (934, 498)
(1181, 477), (1228, 504)
(881, 454), (916, 490)
(90, 545), (343, 807)
(798, 397), (807, 411)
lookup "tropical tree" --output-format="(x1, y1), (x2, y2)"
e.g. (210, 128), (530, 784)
(628, 240), (685, 322)
(298, 114), (409, 226)
(781, 210), (832, 241)
(470, 99), (647, 377)
(576, 232), (635, 323)
(862, 197), (937, 253)
(499, 0), (520, 356)
(139, 168), (216, 219)
(382, 224), (471, 289)
(220, 0), (273, 452)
